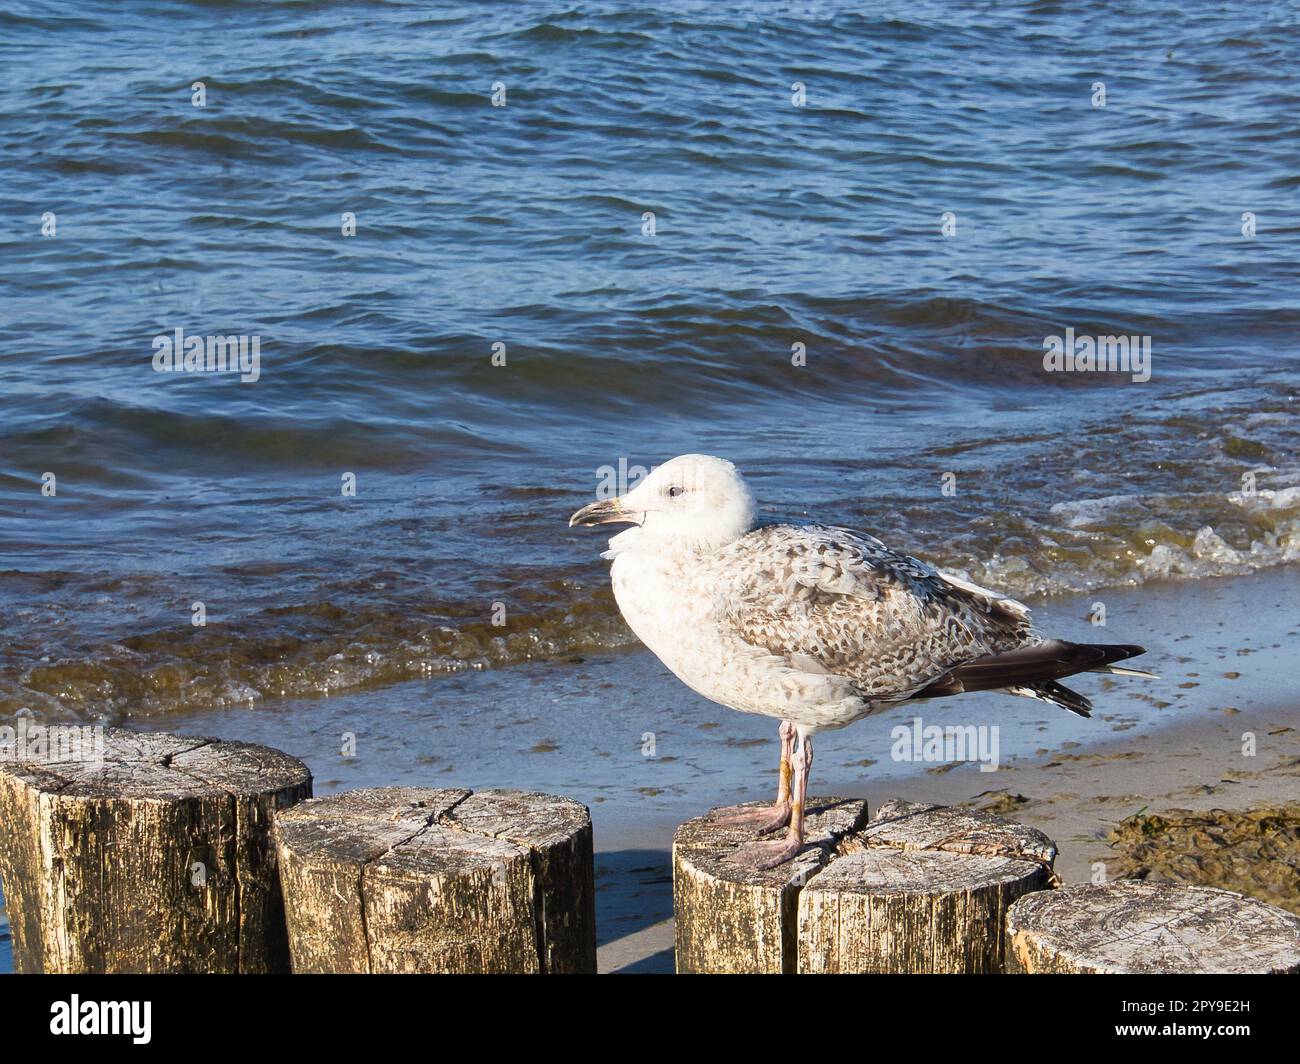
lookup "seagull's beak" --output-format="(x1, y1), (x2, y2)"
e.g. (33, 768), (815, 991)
(569, 497), (638, 528)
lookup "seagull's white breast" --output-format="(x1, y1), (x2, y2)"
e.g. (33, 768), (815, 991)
(610, 550), (717, 687)
(608, 547), (868, 730)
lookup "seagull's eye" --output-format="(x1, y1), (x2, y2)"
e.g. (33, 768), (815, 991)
(667, 485), (685, 498)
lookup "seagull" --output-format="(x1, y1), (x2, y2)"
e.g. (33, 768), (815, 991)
(570, 454), (1152, 869)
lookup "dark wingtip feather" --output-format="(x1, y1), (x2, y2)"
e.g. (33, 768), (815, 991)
(1039, 680), (1093, 718)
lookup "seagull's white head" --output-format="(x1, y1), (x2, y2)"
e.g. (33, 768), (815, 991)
(569, 454), (757, 553)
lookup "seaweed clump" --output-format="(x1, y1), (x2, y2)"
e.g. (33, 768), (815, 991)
(1108, 805), (1300, 915)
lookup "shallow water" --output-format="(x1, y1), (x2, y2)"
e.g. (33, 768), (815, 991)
(2, 2), (1298, 721)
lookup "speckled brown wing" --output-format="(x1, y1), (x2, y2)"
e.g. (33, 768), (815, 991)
(710, 524), (1035, 700)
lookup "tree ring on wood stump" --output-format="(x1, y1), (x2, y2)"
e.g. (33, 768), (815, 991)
(673, 796), (1059, 974)
(0, 728), (312, 973)
(272, 786), (596, 973)
(1006, 881), (1300, 974)
(797, 799), (1057, 973)
(672, 796), (870, 974)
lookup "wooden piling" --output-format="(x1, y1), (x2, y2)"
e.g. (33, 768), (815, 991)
(798, 799), (1057, 973)
(272, 786), (597, 973)
(0, 729), (311, 973)
(1006, 881), (1300, 974)
(673, 797), (1057, 974)
(673, 797), (869, 973)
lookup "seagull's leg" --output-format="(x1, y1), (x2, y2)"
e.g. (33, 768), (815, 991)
(725, 729), (813, 869)
(709, 720), (794, 833)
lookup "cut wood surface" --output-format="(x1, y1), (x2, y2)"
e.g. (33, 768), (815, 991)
(1006, 881), (1300, 974)
(674, 796), (1058, 974)
(673, 797), (869, 973)
(0, 729), (311, 973)
(799, 799), (1057, 973)
(273, 786), (596, 973)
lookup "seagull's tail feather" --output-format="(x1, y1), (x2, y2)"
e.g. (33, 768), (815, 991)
(908, 640), (1149, 718)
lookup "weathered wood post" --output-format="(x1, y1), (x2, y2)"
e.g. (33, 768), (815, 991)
(0, 728), (311, 973)
(673, 797), (869, 973)
(273, 786), (597, 973)
(1006, 881), (1300, 974)
(797, 799), (1057, 973)
(673, 797), (1057, 974)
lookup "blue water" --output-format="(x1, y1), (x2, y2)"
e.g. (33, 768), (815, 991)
(1, 0), (1297, 723)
